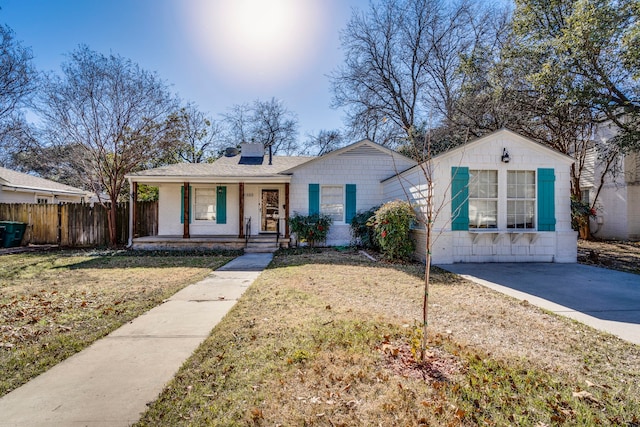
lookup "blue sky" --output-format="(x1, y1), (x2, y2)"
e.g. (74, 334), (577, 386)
(1, 0), (367, 140)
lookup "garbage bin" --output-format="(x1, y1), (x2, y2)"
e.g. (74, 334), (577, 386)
(0, 221), (27, 248)
(0, 226), (5, 246)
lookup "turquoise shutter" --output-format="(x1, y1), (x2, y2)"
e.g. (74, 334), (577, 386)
(309, 183), (320, 215)
(180, 186), (192, 223)
(216, 186), (227, 224)
(345, 184), (356, 223)
(451, 167), (469, 230)
(537, 168), (556, 231)
(180, 186), (184, 224)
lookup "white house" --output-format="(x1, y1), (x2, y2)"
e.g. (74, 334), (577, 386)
(384, 129), (577, 263)
(581, 122), (640, 240)
(0, 166), (87, 204)
(126, 140), (416, 251)
(127, 129), (578, 263)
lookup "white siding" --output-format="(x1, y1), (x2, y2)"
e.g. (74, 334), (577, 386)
(0, 188), (38, 203)
(158, 183), (239, 236)
(0, 188), (84, 204)
(290, 146), (415, 246)
(585, 122), (640, 240)
(385, 130), (577, 263)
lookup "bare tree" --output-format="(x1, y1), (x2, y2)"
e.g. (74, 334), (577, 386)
(331, 0), (504, 151)
(0, 24), (36, 165)
(36, 45), (178, 246)
(223, 97), (299, 155)
(301, 129), (345, 156)
(392, 130), (466, 361)
(169, 103), (223, 163)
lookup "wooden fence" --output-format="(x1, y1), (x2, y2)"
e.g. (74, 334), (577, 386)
(0, 201), (158, 247)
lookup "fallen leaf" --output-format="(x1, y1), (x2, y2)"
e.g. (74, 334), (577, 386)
(572, 390), (600, 404)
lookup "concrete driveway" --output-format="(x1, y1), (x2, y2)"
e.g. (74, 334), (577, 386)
(440, 263), (640, 345)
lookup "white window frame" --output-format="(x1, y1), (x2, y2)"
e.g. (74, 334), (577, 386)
(507, 170), (536, 230)
(193, 187), (216, 222)
(320, 185), (344, 222)
(468, 170), (498, 229)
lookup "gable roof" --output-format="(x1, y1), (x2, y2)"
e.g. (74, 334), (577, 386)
(436, 128), (575, 163)
(127, 139), (416, 183)
(0, 166), (87, 196)
(281, 139), (417, 174)
(383, 128), (575, 183)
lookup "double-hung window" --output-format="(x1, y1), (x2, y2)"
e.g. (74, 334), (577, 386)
(194, 188), (216, 221)
(321, 185), (344, 222)
(507, 170), (535, 229)
(468, 170), (498, 229)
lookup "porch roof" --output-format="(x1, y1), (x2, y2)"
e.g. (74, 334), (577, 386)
(127, 155), (313, 183)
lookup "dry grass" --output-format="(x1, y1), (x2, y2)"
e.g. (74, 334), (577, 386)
(137, 248), (640, 426)
(0, 250), (237, 396)
(578, 239), (640, 274)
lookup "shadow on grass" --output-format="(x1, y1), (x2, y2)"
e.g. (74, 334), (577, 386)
(56, 249), (242, 271)
(270, 247), (460, 283)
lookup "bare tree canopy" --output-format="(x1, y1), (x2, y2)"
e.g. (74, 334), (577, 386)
(36, 45), (179, 246)
(168, 103), (223, 163)
(222, 97), (299, 155)
(0, 24), (36, 166)
(301, 129), (345, 156)
(331, 0), (505, 148)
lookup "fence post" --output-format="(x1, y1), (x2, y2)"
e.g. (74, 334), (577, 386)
(57, 203), (62, 245)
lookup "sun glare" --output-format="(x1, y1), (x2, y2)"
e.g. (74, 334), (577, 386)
(183, 0), (326, 88)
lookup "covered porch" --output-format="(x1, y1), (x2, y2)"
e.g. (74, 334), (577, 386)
(127, 179), (292, 252)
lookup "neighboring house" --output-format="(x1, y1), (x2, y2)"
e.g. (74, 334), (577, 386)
(0, 166), (87, 204)
(580, 123), (640, 240)
(127, 129), (578, 263)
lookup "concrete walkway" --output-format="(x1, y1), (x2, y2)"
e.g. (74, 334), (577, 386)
(441, 263), (640, 345)
(0, 253), (273, 427)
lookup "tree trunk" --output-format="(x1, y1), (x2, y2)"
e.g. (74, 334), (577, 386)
(106, 198), (118, 247)
(421, 248), (431, 361)
(579, 221), (591, 240)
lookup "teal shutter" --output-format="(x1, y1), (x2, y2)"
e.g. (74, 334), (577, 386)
(216, 186), (227, 224)
(345, 184), (356, 223)
(537, 168), (556, 231)
(180, 186), (184, 224)
(451, 167), (469, 230)
(180, 186), (192, 223)
(309, 183), (320, 215)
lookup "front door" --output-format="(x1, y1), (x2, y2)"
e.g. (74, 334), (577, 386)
(261, 189), (279, 232)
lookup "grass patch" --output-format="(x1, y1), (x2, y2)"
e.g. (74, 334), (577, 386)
(0, 249), (237, 396)
(136, 248), (640, 426)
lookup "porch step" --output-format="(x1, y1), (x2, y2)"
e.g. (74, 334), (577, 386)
(245, 236), (278, 253)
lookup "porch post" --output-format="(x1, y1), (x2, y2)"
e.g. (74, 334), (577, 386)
(285, 182), (290, 238)
(183, 181), (190, 239)
(238, 182), (245, 238)
(127, 179), (134, 247)
(132, 181), (139, 238)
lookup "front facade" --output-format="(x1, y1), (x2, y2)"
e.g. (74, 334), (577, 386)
(128, 130), (578, 263)
(0, 166), (87, 204)
(126, 140), (415, 250)
(383, 129), (577, 263)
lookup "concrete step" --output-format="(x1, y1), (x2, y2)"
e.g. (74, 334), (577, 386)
(244, 246), (278, 253)
(245, 237), (278, 253)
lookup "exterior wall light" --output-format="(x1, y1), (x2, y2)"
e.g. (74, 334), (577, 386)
(501, 148), (510, 163)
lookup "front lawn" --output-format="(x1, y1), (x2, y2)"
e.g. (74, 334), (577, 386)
(0, 250), (237, 396)
(136, 249), (640, 426)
